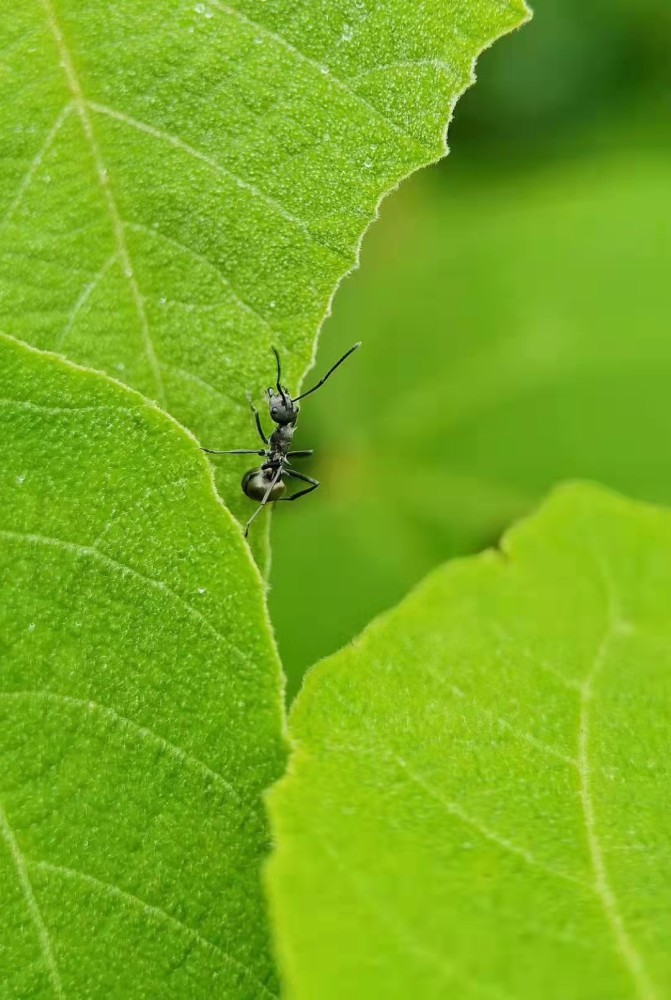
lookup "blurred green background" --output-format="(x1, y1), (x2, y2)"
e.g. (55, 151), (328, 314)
(271, 0), (671, 698)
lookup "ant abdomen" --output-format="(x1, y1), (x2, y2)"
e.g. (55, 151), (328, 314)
(242, 468), (286, 502)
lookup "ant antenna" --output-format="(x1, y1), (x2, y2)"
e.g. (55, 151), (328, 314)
(293, 342), (361, 402)
(271, 346), (288, 404)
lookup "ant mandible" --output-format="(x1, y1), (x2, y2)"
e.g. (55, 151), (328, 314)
(203, 342), (360, 537)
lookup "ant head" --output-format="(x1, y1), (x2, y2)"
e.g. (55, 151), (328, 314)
(267, 386), (298, 426)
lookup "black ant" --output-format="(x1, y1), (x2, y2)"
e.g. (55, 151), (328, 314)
(203, 342), (360, 536)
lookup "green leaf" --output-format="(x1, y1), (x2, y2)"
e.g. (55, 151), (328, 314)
(0, 334), (285, 997)
(270, 143), (671, 688)
(0, 0), (529, 548)
(268, 483), (671, 999)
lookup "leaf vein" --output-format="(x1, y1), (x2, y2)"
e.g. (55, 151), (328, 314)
(161, 365), (241, 411)
(395, 755), (590, 889)
(577, 576), (658, 999)
(314, 830), (512, 999)
(0, 690), (238, 797)
(55, 252), (118, 350)
(0, 398), (136, 416)
(27, 860), (277, 998)
(0, 804), (64, 998)
(126, 221), (280, 337)
(348, 58), (458, 83)
(0, 529), (251, 668)
(89, 102), (345, 258)
(207, 1), (429, 150)
(422, 669), (578, 767)
(0, 103), (73, 230)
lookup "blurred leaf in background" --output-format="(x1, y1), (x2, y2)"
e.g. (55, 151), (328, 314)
(455, 0), (671, 161)
(270, 0), (671, 695)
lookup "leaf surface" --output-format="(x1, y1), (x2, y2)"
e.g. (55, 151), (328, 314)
(270, 145), (671, 686)
(0, 0), (529, 544)
(268, 484), (671, 999)
(0, 334), (285, 997)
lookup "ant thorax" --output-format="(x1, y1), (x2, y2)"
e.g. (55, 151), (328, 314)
(269, 421), (296, 455)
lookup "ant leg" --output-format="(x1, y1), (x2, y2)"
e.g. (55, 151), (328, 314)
(278, 469), (320, 502)
(253, 410), (268, 444)
(247, 394), (269, 444)
(278, 484), (318, 502)
(202, 448), (266, 456)
(244, 504), (265, 536)
(287, 450), (313, 458)
(287, 469), (319, 486)
(244, 467), (282, 537)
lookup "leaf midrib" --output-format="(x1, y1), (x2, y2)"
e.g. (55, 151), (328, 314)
(39, 0), (165, 404)
(577, 559), (658, 1000)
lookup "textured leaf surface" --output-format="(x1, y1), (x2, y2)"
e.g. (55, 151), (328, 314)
(0, 334), (285, 997)
(270, 145), (671, 687)
(268, 484), (671, 999)
(0, 0), (528, 542)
